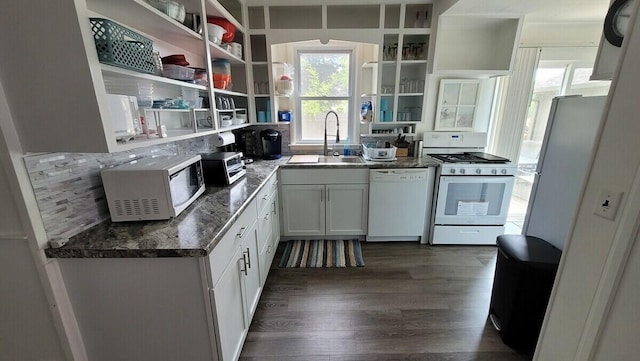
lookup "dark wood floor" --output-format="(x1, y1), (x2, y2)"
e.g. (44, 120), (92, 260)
(239, 242), (530, 361)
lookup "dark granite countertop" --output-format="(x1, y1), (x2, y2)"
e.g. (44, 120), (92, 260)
(280, 156), (438, 169)
(45, 155), (437, 258)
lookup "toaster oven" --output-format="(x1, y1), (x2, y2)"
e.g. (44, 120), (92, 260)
(200, 152), (246, 185)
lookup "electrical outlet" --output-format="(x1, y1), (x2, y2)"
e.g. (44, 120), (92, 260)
(594, 189), (623, 220)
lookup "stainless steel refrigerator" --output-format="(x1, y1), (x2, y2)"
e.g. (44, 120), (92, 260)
(522, 95), (607, 250)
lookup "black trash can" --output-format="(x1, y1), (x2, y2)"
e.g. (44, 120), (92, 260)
(489, 234), (562, 354)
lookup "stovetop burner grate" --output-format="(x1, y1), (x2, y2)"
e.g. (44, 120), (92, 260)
(428, 152), (510, 164)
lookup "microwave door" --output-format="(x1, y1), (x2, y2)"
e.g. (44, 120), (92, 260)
(169, 165), (201, 209)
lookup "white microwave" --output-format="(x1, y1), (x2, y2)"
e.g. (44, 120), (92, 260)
(102, 155), (205, 221)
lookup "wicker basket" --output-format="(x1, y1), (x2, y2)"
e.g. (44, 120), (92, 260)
(89, 18), (155, 74)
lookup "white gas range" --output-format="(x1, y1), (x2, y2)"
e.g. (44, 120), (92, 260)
(423, 132), (517, 245)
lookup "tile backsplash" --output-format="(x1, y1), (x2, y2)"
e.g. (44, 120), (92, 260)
(24, 127), (292, 243)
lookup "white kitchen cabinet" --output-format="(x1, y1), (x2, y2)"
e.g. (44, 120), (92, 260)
(211, 246), (247, 361)
(281, 185), (325, 236)
(208, 198), (260, 361)
(434, 79), (481, 131)
(280, 169), (369, 237)
(256, 173), (280, 285)
(325, 184), (369, 235)
(54, 174), (285, 361)
(240, 220), (261, 321)
(432, 15), (523, 76)
(257, 191), (280, 284)
(1, 0), (250, 153)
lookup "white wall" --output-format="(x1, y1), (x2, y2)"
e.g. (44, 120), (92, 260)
(0, 73), (68, 360)
(535, 4), (640, 359)
(0, 240), (67, 361)
(0, 163), (22, 236)
(592, 231), (640, 360)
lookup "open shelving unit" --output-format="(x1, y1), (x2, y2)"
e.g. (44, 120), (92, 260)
(245, 2), (432, 138)
(5, 0), (253, 153)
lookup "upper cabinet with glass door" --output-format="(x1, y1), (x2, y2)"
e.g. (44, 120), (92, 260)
(1, 0), (249, 153)
(434, 79), (480, 131)
(376, 3), (431, 129)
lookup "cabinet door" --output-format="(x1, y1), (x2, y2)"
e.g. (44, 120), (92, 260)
(241, 221), (262, 321)
(257, 201), (274, 255)
(270, 192), (281, 246)
(281, 185), (325, 236)
(325, 184), (369, 236)
(212, 247), (246, 361)
(434, 79), (480, 131)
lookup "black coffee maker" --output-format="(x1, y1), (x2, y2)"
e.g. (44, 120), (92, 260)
(260, 129), (282, 160)
(236, 129), (258, 157)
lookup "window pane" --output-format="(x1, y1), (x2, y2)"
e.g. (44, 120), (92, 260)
(300, 53), (350, 97)
(566, 67), (611, 96)
(533, 67), (566, 92)
(300, 100), (349, 142)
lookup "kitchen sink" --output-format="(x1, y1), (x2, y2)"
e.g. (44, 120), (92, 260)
(317, 155), (364, 164)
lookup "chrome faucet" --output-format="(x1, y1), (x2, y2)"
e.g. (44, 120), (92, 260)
(324, 110), (340, 156)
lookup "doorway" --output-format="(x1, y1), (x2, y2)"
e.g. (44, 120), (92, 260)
(507, 58), (611, 232)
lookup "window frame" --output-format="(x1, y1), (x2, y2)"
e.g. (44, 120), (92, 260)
(292, 46), (356, 145)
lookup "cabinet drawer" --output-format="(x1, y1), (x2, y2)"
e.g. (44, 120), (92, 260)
(257, 172), (278, 213)
(259, 239), (277, 284)
(257, 193), (275, 253)
(209, 199), (257, 286)
(280, 169), (369, 184)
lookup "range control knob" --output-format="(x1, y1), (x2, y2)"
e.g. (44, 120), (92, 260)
(460, 169), (466, 174)
(450, 169), (456, 174)
(501, 169), (507, 174)
(491, 169), (497, 175)
(476, 169), (482, 174)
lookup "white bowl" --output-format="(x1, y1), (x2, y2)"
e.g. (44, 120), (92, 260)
(207, 23), (226, 45)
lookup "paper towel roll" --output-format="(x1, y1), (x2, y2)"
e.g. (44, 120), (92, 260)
(212, 132), (235, 146)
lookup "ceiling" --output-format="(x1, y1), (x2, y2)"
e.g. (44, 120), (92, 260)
(446, 0), (610, 24)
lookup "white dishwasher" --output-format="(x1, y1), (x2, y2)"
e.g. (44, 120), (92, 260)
(367, 168), (435, 242)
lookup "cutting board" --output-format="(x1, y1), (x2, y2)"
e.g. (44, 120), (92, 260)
(288, 155), (319, 163)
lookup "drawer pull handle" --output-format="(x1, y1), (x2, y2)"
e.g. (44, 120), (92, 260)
(237, 227), (247, 238)
(267, 245), (272, 254)
(245, 247), (252, 269)
(240, 255), (248, 276)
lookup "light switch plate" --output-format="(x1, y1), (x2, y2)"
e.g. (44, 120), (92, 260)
(594, 188), (623, 220)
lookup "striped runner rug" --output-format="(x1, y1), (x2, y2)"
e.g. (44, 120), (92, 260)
(279, 239), (365, 268)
